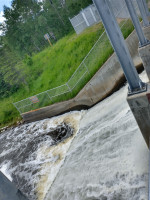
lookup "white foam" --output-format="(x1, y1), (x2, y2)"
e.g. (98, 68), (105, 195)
(45, 71), (149, 200)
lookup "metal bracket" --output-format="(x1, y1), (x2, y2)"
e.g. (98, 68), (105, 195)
(128, 82), (147, 96)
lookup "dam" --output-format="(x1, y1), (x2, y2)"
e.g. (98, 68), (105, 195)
(0, 71), (149, 200)
(1, 0), (150, 199)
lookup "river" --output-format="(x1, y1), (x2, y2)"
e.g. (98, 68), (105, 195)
(0, 71), (149, 200)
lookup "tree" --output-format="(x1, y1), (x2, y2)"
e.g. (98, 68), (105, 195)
(1, 0), (92, 56)
(0, 40), (27, 99)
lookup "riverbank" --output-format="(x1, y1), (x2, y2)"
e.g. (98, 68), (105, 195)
(22, 28), (143, 123)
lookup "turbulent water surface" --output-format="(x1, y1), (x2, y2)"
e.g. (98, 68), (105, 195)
(0, 112), (83, 200)
(0, 71), (149, 200)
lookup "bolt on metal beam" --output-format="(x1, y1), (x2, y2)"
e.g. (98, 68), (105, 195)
(142, 0), (150, 17)
(136, 0), (150, 27)
(125, 0), (148, 47)
(93, 0), (146, 93)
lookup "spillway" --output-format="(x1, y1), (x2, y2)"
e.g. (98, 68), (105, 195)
(0, 71), (149, 200)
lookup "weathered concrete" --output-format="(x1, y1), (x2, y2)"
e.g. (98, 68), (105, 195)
(127, 83), (150, 147)
(138, 43), (150, 80)
(22, 30), (143, 123)
(142, 25), (150, 40)
(0, 172), (28, 200)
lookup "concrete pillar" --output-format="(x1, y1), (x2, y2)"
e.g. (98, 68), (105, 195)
(93, 0), (146, 93)
(136, 1), (150, 82)
(142, 25), (150, 40)
(141, 0), (150, 40)
(127, 83), (150, 148)
(136, 0), (150, 27)
(138, 43), (150, 81)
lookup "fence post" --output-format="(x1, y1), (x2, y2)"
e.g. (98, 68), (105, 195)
(83, 61), (90, 75)
(89, 7), (97, 22)
(46, 91), (53, 103)
(13, 103), (21, 114)
(66, 83), (72, 92)
(81, 11), (90, 26)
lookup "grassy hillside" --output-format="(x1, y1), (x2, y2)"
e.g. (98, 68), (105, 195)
(0, 20), (134, 128)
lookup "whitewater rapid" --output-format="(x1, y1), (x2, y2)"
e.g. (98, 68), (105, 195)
(0, 112), (84, 200)
(0, 71), (149, 200)
(45, 71), (149, 200)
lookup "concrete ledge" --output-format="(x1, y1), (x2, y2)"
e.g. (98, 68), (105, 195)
(0, 172), (28, 200)
(142, 25), (150, 40)
(138, 43), (150, 81)
(22, 30), (143, 123)
(127, 83), (150, 147)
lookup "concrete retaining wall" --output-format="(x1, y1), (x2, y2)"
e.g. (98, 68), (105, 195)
(22, 30), (143, 122)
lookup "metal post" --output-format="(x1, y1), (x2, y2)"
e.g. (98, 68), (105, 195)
(83, 61), (90, 75)
(136, 0), (150, 27)
(66, 83), (72, 92)
(93, 0), (146, 93)
(81, 11), (90, 26)
(13, 103), (21, 114)
(142, 0), (150, 17)
(125, 0), (148, 47)
(46, 91), (53, 103)
(89, 7), (97, 22)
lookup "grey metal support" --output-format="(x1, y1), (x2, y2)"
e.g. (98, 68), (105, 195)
(13, 103), (21, 114)
(125, 0), (148, 47)
(66, 83), (72, 92)
(142, 0), (150, 17)
(81, 11), (90, 26)
(83, 61), (90, 75)
(89, 7), (97, 22)
(136, 0), (150, 27)
(46, 91), (53, 103)
(93, 0), (146, 93)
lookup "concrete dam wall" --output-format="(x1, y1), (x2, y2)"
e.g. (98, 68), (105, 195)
(22, 29), (143, 123)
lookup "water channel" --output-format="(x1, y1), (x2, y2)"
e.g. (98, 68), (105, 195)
(0, 71), (149, 200)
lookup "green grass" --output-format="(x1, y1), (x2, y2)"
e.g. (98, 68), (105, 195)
(0, 19), (134, 128)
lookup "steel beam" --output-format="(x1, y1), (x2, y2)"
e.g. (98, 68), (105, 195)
(142, 0), (150, 17)
(93, 0), (145, 93)
(136, 0), (150, 27)
(125, 0), (148, 47)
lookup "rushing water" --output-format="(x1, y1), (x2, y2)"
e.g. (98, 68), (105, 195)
(0, 71), (149, 200)
(0, 112), (84, 200)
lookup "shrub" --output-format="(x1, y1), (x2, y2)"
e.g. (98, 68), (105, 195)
(23, 55), (33, 66)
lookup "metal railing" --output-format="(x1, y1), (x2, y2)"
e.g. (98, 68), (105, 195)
(13, 0), (140, 114)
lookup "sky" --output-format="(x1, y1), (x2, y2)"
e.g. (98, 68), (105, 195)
(0, 0), (12, 23)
